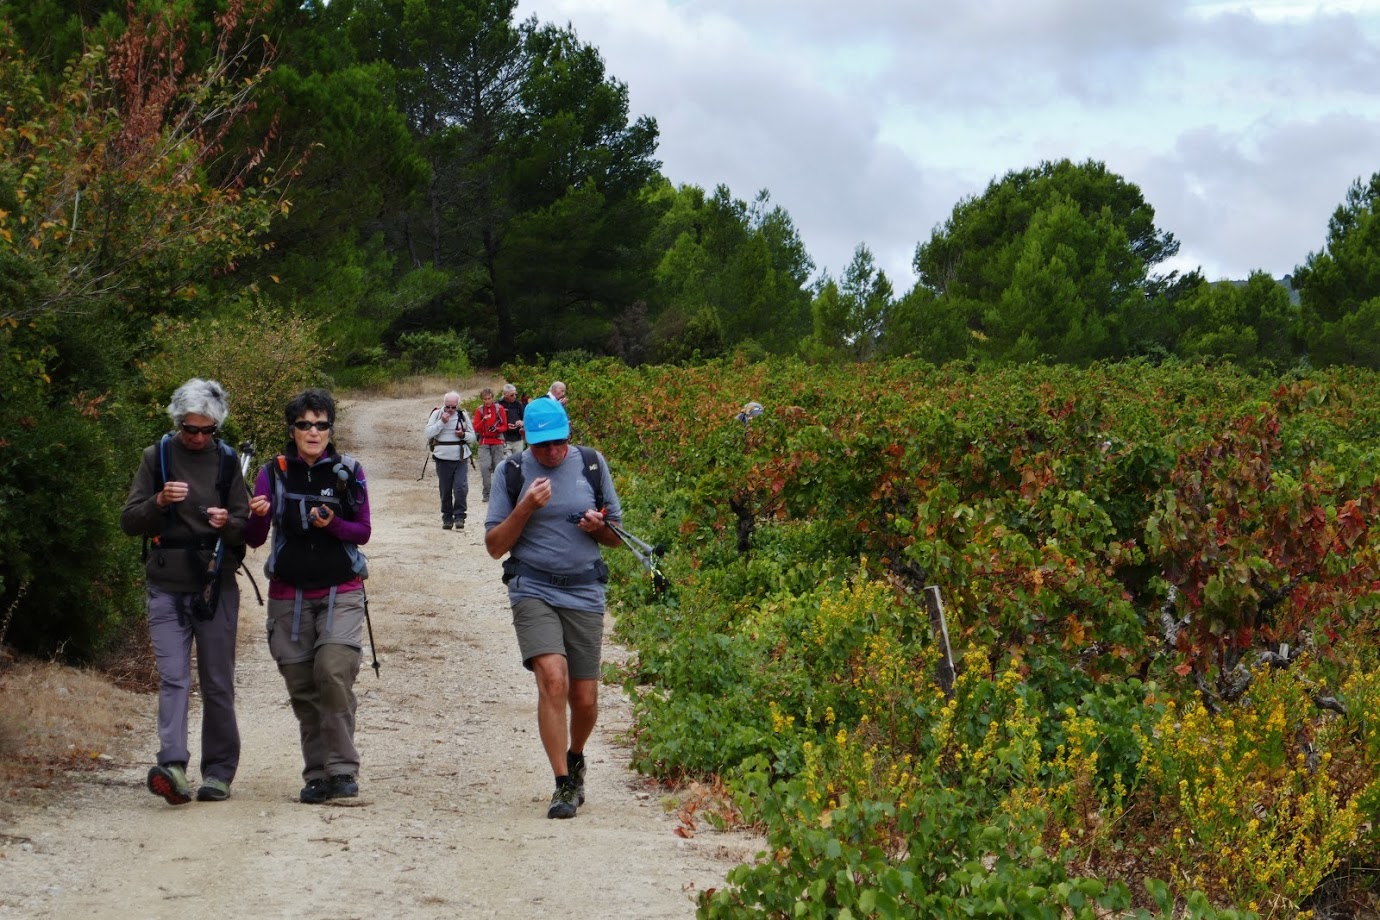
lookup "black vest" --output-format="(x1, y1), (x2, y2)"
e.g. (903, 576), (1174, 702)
(270, 455), (357, 589)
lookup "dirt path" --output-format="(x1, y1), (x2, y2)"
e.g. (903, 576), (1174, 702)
(0, 390), (757, 919)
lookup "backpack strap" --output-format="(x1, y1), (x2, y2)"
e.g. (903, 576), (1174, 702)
(504, 454), (524, 507)
(157, 433), (174, 492)
(212, 439), (236, 508)
(576, 446), (605, 512)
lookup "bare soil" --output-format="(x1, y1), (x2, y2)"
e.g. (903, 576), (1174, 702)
(0, 387), (758, 919)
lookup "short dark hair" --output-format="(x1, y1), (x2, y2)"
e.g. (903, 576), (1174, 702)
(284, 388), (335, 428)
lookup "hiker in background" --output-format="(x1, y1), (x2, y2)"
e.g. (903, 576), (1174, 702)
(472, 386), (508, 502)
(546, 380), (568, 406)
(484, 398), (622, 819)
(246, 388), (373, 804)
(500, 383), (525, 457)
(120, 378), (249, 806)
(425, 391), (476, 530)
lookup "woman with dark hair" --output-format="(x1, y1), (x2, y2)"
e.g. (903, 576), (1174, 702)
(120, 378), (249, 805)
(245, 388), (373, 803)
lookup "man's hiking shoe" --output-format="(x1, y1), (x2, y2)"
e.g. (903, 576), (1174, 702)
(328, 774), (359, 799)
(567, 752), (587, 806)
(147, 764), (192, 805)
(547, 782), (579, 819)
(300, 778), (330, 804)
(196, 777), (231, 802)
(442, 519), (453, 530)
(455, 520), (465, 530)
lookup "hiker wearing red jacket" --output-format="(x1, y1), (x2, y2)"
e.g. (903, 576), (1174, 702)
(472, 386), (508, 502)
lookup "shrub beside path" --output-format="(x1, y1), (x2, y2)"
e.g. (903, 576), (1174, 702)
(0, 390), (756, 919)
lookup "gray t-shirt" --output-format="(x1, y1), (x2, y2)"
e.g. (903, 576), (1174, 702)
(484, 447), (622, 612)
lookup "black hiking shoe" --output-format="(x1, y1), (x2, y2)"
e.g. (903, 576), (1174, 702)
(442, 518), (453, 530)
(567, 751), (586, 806)
(147, 763), (192, 806)
(328, 774), (359, 799)
(455, 519), (465, 530)
(300, 778), (330, 804)
(547, 781), (579, 819)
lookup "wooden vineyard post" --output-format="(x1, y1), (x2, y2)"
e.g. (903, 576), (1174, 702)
(925, 585), (956, 700)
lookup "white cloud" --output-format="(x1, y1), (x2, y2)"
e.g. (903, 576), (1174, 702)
(517, 0), (1380, 286)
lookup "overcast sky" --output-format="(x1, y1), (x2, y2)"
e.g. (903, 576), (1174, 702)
(513, 0), (1380, 290)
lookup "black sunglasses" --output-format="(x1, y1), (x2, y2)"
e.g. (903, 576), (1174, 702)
(292, 420), (333, 432)
(180, 422), (218, 436)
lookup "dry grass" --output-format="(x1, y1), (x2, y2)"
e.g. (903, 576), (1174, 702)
(0, 654), (146, 808)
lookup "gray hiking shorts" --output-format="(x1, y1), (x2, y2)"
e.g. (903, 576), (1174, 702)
(511, 597), (604, 680)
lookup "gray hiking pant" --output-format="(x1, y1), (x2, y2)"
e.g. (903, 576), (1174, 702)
(477, 443), (506, 500)
(147, 583), (241, 783)
(266, 591), (365, 779)
(435, 457), (469, 523)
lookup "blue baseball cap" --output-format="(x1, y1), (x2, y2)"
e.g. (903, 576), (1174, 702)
(524, 397), (570, 444)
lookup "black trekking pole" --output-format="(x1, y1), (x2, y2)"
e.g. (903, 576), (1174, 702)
(417, 450), (432, 482)
(236, 441), (264, 606)
(362, 585), (381, 678)
(239, 440), (256, 487)
(606, 520), (670, 594)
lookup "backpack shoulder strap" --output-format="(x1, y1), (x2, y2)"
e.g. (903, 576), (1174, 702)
(503, 455), (524, 507)
(336, 453), (361, 485)
(268, 455), (288, 523)
(576, 446), (605, 511)
(213, 439), (236, 507)
(156, 433), (175, 491)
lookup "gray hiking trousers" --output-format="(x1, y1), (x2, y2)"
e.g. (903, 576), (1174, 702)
(266, 590), (365, 780)
(147, 583), (242, 783)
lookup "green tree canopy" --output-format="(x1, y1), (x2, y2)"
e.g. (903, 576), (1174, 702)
(1174, 272), (1300, 371)
(648, 184), (813, 357)
(903, 159), (1184, 365)
(1294, 172), (1380, 369)
(805, 244), (893, 361)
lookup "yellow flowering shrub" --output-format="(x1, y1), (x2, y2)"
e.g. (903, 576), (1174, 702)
(1139, 666), (1365, 910)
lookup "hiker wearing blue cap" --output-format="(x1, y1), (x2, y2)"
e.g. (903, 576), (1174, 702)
(484, 397), (623, 819)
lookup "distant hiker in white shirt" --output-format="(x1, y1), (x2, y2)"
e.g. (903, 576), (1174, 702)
(425, 391), (476, 530)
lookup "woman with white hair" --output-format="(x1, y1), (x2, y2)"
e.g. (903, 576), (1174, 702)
(120, 378), (250, 806)
(424, 390), (475, 529)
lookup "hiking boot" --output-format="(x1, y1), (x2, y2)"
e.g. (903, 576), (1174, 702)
(547, 781), (579, 819)
(567, 752), (587, 806)
(300, 778), (330, 804)
(328, 774), (359, 799)
(455, 520), (465, 530)
(442, 518), (453, 530)
(147, 763), (192, 806)
(196, 777), (231, 802)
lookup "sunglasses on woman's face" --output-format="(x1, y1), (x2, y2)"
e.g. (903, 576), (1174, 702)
(292, 420), (332, 432)
(180, 423), (218, 436)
